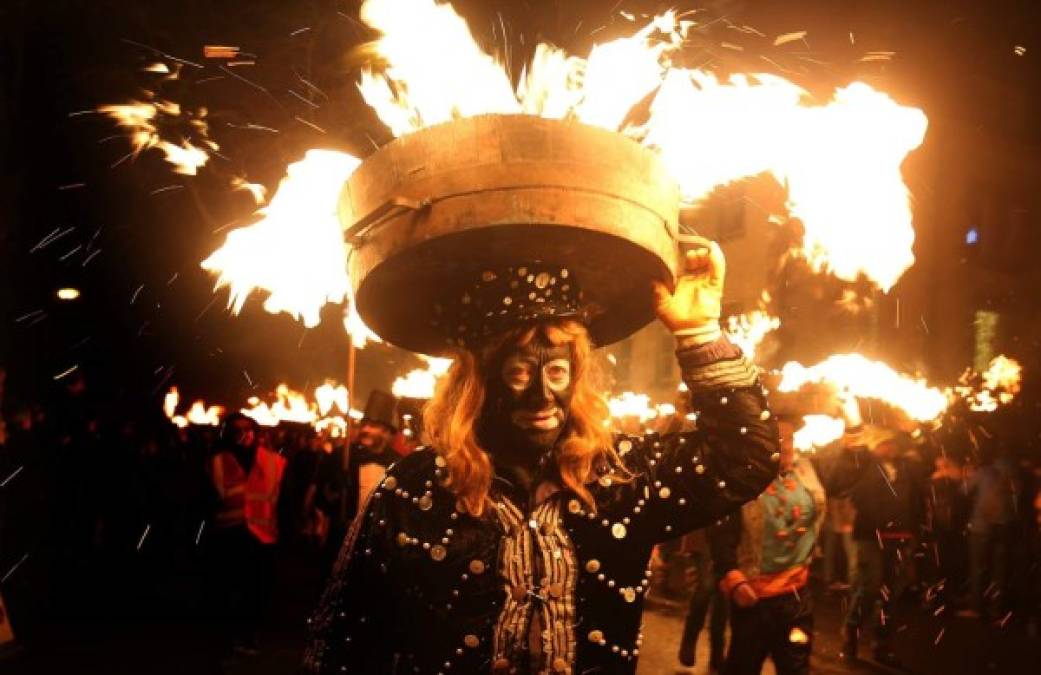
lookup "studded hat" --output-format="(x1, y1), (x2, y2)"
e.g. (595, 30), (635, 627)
(432, 261), (589, 349)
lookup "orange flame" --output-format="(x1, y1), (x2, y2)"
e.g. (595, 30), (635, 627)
(185, 400), (224, 426)
(98, 99), (213, 175)
(949, 354), (1022, 412)
(357, 1), (926, 291)
(192, 1), (928, 337)
(778, 354), (948, 422)
(645, 73), (926, 290)
(725, 311), (780, 361)
(391, 355), (453, 399)
(201, 150), (380, 347)
(793, 414), (846, 452)
(163, 386), (180, 420)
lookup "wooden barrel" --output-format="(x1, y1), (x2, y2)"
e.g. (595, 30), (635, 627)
(339, 114), (681, 355)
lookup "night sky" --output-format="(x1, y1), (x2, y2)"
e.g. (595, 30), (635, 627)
(2, 0), (1039, 419)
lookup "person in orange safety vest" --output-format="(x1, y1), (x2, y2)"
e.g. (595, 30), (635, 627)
(206, 411), (287, 660)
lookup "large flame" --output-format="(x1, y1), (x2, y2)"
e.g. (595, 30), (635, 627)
(777, 353), (948, 422)
(391, 355), (453, 399)
(176, 1), (926, 340)
(358, 0), (520, 136)
(793, 414), (846, 452)
(356, 0), (927, 291)
(645, 73), (926, 290)
(201, 150), (380, 347)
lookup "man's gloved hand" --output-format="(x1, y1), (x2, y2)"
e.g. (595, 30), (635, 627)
(653, 236), (725, 340)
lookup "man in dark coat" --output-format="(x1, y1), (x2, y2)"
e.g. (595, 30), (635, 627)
(837, 425), (926, 667)
(303, 241), (779, 674)
(310, 390), (401, 571)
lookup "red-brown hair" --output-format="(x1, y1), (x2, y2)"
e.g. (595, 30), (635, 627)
(423, 319), (616, 516)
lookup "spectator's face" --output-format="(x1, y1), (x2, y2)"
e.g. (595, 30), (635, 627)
(358, 421), (392, 451)
(777, 420), (796, 471)
(232, 419), (256, 450)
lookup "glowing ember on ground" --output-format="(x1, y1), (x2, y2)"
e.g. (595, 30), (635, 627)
(725, 311), (780, 361)
(391, 356), (453, 399)
(793, 414), (846, 452)
(777, 354), (948, 422)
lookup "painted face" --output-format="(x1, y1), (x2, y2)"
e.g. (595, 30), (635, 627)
(493, 340), (574, 454)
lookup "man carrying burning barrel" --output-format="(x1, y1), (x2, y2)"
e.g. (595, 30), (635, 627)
(303, 238), (779, 674)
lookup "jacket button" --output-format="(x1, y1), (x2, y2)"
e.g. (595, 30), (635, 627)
(567, 499), (581, 514)
(383, 476), (398, 491)
(549, 582), (564, 598)
(493, 657), (511, 672)
(552, 656), (568, 672)
(469, 559), (486, 575)
(585, 559), (600, 573)
(430, 545), (447, 561)
(587, 629), (604, 644)
(464, 634), (479, 648)
(611, 523), (627, 539)
(511, 585), (528, 602)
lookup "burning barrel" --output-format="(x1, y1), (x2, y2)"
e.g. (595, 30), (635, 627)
(338, 114), (682, 355)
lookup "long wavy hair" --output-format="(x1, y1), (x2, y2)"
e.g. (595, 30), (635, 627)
(423, 319), (616, 517)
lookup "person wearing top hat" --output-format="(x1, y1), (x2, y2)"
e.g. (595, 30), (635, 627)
(303, 239), (779, 675)
(310, 390), (401, 572)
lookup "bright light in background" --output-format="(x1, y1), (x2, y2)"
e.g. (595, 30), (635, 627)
(965, 227), (979, 245)
(56, 288), (81, 301)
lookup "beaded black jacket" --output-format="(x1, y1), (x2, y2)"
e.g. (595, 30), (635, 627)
(303, 338), (779, 675)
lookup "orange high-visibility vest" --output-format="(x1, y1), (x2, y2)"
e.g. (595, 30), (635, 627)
(209, 447), (287, 544)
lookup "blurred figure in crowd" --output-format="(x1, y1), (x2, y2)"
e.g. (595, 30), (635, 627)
(838, 422), (926, 668)
(677, 529), (728, 674)
(931, 454), (970, 607)
(309, 390), (400, 572)
(821, 494), (857, 592)
(206, 411), (288, 659)
(959, 444), (1019, 620)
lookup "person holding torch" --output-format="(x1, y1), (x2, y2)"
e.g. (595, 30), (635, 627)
(303, 239), (779, 675)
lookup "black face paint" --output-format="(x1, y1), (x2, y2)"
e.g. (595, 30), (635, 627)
(483, 338), (575, 464)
